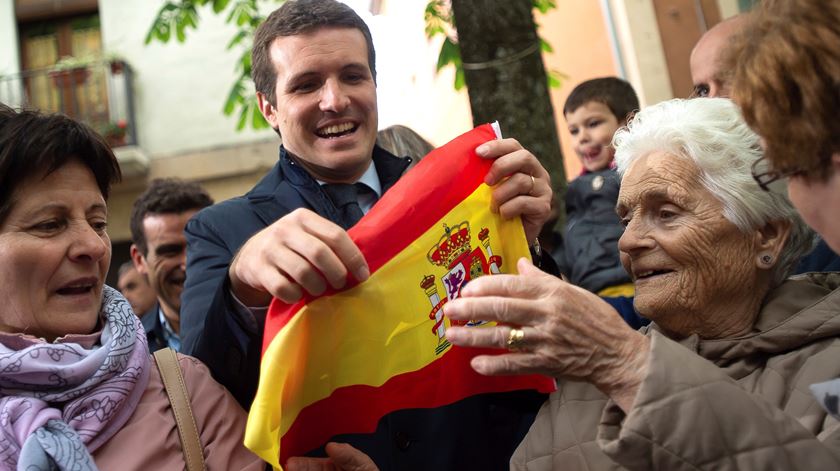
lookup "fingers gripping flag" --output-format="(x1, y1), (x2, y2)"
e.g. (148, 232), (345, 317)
(245, 124), (556, 468)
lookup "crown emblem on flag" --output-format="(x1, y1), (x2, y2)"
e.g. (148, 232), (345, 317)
(427, 222), (472, 267)
(420, 221), (504, 355)
(420, 274), (436, 290)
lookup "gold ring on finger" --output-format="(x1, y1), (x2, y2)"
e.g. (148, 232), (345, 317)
(507, 328), (526, 351)
(529, 174), (536, 195)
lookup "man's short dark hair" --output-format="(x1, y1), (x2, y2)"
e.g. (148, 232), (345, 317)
(130, 178), (213, 256)
(251, 0), (376, 107)
(563, 77), (640, 123)
(0, 104), (121, 227)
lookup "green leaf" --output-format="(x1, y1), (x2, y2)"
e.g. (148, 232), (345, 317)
(540, 37), (553, 53)
(532, 0), (557, 14)
(424, 0), (437, 17)
(547, 72), (560, 89)
(424, 0), (451, 39)
(144, 20), (161, 44)
(223, 81), (245, 115)
(225, 3), (240, 23)
(425, 24), (443, 38)
(158, 23), (171, 42)
(175, 21), (186, 42)
(212, 0), (231, 13)
(547, 69), (568, 89)
(184, 11), (198, 29)
(236, 9), (252, 26)
(236, 102), (250, 130)
(144, 2), (179, 44)
(187, 7), (201, 30)
(454, 67), (465, 90)
(241, 52), (252, 75)
(436, 36), (459, 71)
(424, 0), (444, 19)
(251, 98), (268, 128)
(233, 49), (251, 74)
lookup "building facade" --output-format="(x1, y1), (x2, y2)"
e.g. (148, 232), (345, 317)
(0, 0), (742, 283)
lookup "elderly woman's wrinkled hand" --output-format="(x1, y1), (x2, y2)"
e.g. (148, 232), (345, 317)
(444, 258), (650, 411)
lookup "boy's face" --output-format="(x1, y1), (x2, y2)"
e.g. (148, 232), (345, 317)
(566, 101), (621, 173)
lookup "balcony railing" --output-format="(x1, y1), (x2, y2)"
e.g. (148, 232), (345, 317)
(0, 60), (138, 148)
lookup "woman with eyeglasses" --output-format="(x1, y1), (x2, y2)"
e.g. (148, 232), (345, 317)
(729, 0), (840, 427)
(730, 0), (840, 257)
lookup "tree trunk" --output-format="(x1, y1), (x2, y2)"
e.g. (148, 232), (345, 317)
(450, 0), (567, 232)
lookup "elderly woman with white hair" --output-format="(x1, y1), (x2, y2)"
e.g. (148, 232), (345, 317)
(285, 98), (840, 471)
(439, 98), (840, 470)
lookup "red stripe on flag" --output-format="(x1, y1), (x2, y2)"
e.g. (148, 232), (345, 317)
(349, 124), (497, 276)
(263, 124), (498, 349)
(277, 345), (553, 465)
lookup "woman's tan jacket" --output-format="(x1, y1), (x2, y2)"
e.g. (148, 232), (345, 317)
(93, 354), (264, 470)
(512, 273), (840, 470)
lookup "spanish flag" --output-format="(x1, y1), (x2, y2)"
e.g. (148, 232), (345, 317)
(245, 124), (555, 468)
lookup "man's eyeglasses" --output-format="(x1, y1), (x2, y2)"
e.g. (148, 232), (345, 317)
(750, 157), (803, 192)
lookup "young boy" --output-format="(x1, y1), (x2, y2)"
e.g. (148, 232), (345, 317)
(560, 77), (643, 326)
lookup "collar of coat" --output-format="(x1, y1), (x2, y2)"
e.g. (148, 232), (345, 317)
(244, 144), (411, 228)
(643, 272), (840, 367)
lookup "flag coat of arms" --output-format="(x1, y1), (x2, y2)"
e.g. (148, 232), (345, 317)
(245, 123), (556, 468)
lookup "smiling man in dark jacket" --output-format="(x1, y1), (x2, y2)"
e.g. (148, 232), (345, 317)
(129, 178), (213, 352)
(179, 1), (554, 469)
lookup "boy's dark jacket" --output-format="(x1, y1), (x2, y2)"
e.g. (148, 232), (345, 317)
(560, 167), (631, 293)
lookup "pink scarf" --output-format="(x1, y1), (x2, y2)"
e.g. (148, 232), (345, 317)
(0, 286), (150, 470)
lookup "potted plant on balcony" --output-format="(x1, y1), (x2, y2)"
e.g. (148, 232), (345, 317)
(99, 119), (128, 147)
(50, 55), (92, 87)
(103, 51), (127, 75)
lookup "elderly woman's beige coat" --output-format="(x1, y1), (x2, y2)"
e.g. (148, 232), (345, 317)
(512, 273), (840, 470)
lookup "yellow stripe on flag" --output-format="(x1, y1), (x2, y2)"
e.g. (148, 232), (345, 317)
(245, 182), (530, 464)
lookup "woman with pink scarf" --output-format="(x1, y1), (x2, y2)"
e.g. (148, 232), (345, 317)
(0, 105), (263, 470)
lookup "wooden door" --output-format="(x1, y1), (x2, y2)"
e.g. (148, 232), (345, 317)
(652, 0), (721, 98)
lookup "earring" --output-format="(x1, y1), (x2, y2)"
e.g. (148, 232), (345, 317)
(760, 254), (774, 266)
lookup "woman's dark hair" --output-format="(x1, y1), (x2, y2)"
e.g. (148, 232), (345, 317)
(0, 104), (122, 226)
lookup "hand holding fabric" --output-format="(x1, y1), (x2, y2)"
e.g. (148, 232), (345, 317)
(286, 443), (379, 471)
(444, 258), (650, 412)
(476, 138), (552, 243)
(228, 208), (370, 306)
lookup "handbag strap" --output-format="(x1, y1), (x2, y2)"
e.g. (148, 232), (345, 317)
(154, 348), (207, 471)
